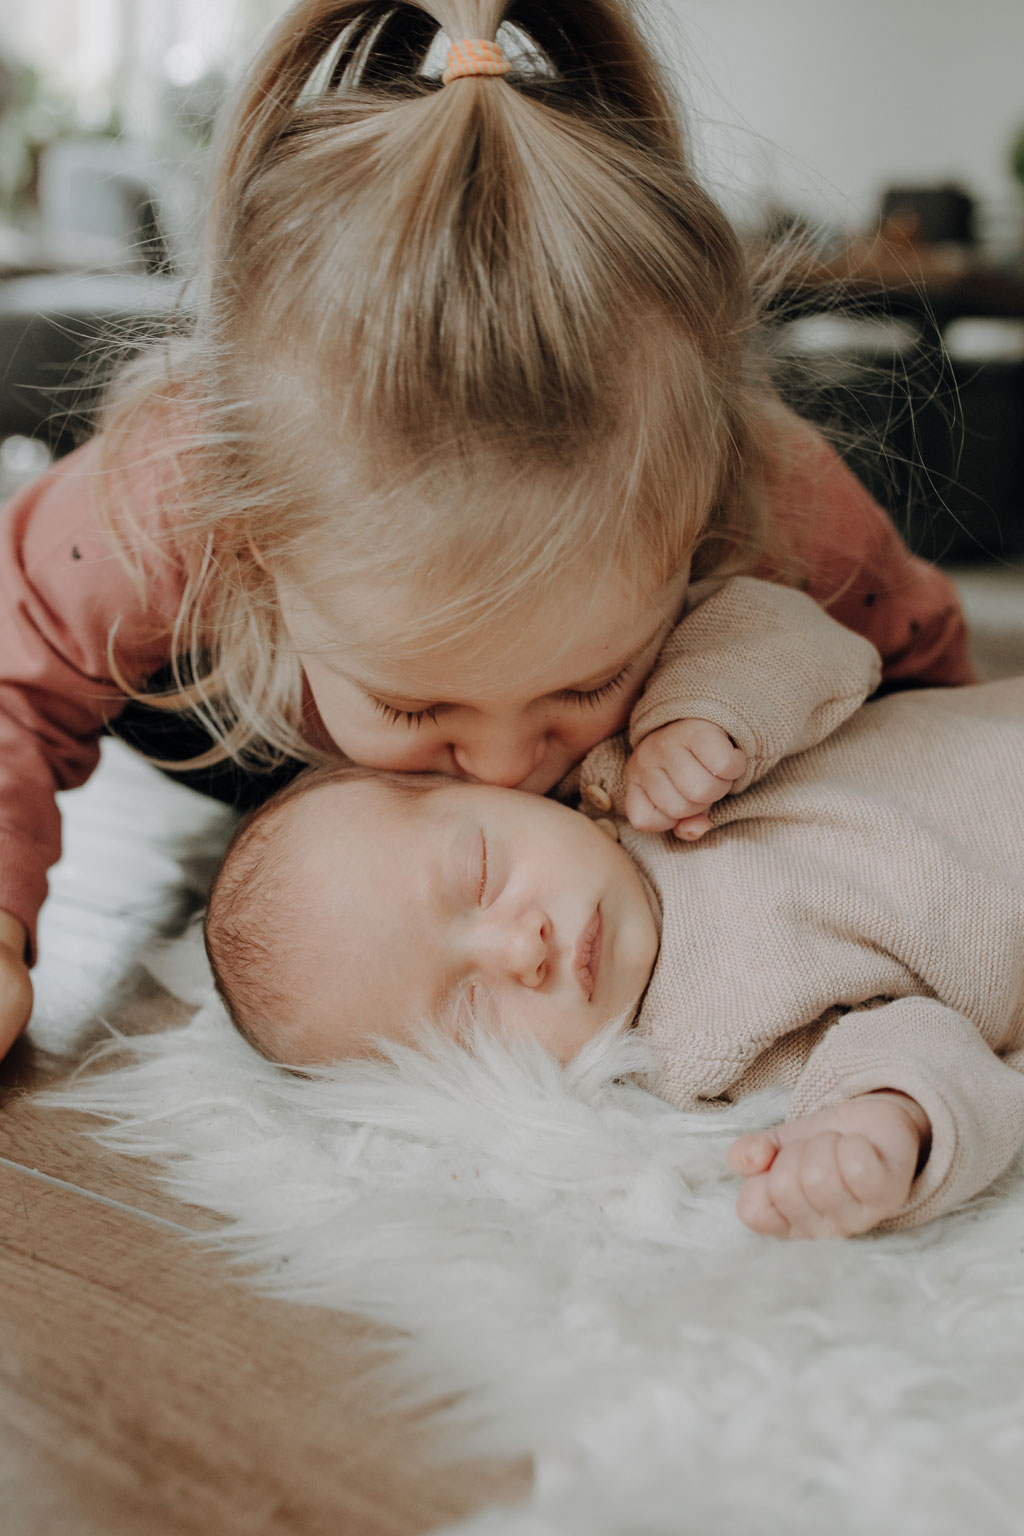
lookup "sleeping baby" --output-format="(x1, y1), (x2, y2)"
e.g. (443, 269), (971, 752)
(204, 579), (1024, 1240)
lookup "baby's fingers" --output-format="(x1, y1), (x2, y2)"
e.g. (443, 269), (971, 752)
(835, 1131), (908, 1213)
(651, 751), (731, 811)
(682, 721), (747, 782)
(755, 1134), (897, 1239)
(735, 1173), (791, 1238)
(625, 760), (721, 827)
(672, 813), (713, 842)
(741, 1135), (851, 1238)
(624, 722), (747, 835)
(728, 1130), (780, 1176)
(623, 781), (677, 833)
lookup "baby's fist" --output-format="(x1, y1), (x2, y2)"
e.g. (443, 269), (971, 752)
(625, 720), (746, 839)
(728, 1092), (930, 1239)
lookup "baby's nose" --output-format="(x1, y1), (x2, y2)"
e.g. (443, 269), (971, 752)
(482, 911), (550, 987)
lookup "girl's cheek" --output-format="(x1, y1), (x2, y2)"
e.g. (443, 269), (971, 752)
(334, 720), (429, 767)
(323, 712), (451, 773)
(300, 674), (415, 765)
(552, 690), (638, 755)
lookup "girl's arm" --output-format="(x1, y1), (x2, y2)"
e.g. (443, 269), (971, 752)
(0, 433), (186, 964)
(0, 910), (31, 1054)
(761, 418), (976, 689)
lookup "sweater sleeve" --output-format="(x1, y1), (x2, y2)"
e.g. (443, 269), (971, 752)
(790, 997), (1024, 1231)
(761, 423), (976, 689)
(628, 576), (881, 793)
(0, 432), (186, 960)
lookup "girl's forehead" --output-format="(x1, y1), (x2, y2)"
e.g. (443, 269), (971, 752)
(280, 563), (688, 695)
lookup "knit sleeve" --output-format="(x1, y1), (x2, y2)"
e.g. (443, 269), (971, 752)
(628, 576), (881, 793)
(790, 997), (1024, 1230)
(0, 430), (187, 960)
(762, 423), (977, 689)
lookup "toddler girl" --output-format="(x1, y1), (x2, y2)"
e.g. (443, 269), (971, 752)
(203, 579), (1024, 1240)
(0, 0), (972, 1056)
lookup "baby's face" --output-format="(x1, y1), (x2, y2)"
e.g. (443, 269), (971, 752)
(282, 779), (660, 1063)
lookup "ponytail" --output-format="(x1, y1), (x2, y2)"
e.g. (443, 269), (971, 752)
(202, 0), (751, 445)
(205, 2), (437, 261)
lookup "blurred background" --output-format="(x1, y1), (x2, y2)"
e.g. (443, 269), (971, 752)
(0, 0), (1022, 587)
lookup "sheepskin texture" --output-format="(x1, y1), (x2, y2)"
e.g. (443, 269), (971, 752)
(46, 922), (1024, 1536)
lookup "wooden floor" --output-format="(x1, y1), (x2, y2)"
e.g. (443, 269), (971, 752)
(1, 753), (528, 1536)
(2, 563), (1021, 1536)
(0, 986), (528, 1536)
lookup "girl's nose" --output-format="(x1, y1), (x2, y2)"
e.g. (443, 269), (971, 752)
(451, 726), (546, 788)
(474, 910), (550, 988)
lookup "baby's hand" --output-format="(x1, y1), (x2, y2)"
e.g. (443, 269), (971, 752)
(727, 1092), (931, 1239)
(624, 720), (746, 840)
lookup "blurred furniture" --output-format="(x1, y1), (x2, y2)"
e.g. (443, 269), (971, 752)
(36, 137), (187, 276)
(0, 135), (192, 457)
(767, 210), (1024, 563)
(879, 182), (976, 248)
(0, 223), (65, 280)
(940, 318), (1024, 560)
(771, 306), (1024, 562)
(0, 272), (186, 455)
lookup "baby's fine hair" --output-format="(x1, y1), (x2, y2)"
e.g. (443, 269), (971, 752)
(205, 763), (448, 1059)
(102, 0), (787, 772)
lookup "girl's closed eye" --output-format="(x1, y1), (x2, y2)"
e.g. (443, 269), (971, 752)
(368, 661), (635, 730)
(557, 663), (633, 709)
(371, 698), (442, 728)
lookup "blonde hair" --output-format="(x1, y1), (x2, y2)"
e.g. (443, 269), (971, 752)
(205, 762), (453, 1058)
(100, 0), (786, 774)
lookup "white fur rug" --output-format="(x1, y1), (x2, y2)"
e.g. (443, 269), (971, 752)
(45, 925), (1024, 1536)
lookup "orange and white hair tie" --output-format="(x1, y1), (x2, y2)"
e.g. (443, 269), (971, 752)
(442, 38), (511, 85)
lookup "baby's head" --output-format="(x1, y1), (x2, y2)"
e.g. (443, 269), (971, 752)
(204, 767), (659, 1067)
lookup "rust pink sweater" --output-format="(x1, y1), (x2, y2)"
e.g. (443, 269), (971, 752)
(0, 424), (974, 959)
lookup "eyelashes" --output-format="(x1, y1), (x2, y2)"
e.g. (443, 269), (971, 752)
(370, 700), (441, 728)
(369, 664), (633, 728)
(555, 666), (632, 709)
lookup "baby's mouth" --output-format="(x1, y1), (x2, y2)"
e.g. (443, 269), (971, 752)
(573, 906), (603, 1002)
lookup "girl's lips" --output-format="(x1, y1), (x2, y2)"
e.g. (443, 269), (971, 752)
(573, 906), (603, 1002)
